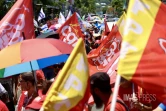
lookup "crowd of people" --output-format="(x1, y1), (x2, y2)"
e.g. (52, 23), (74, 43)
(0, 8), (166, 111)
(0, 70), (163, 111)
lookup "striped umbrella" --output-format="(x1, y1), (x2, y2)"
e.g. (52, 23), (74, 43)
(0, 38), (73, 78)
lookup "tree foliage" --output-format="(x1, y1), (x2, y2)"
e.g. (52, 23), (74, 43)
(110, 0), (124, 17)
(0, 0), (14, 20)
(74, 0), (96, 15)
(0, 0), (97, 20)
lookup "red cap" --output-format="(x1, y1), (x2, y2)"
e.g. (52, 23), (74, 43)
(36, 70), (45, 80)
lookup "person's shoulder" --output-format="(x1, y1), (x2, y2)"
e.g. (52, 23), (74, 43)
(0, 100), (9, 111)
(115, 101), (126, 111)
(104, 96), (126, 111)
(104, 101), (126, 111)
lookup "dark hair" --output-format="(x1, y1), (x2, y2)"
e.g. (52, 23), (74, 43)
(42, 81), (53, 94)
(90, 72), (112, 93)
(21, 72), (35, 85)
(120, 76), (128, 83)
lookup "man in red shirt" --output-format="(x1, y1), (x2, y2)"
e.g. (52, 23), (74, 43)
(90, 72), (126, 111)
(119, 77), (153, 111)
(0, 100), (9, 111)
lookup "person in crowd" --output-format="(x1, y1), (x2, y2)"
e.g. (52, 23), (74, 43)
(119, 77), (153, 111)
(36, 70), (45, 89)
(0, 83), (9, 111)
(25, 81), (53, 111)
(53, 62), (64, 76)
(93, 26), (99, 34)
(0, 78), (15, 111)
(84, 29), (93, 54)
(90, 72), (127, 111)
(0, 100), (9, 111)
(153, 103), (166, 111)
(42, 66), (56, 81)
(13, 75), (21, 105)
(15, 72), (38, 111)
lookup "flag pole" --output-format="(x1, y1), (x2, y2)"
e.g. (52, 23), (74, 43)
(29, 61), (38, 92)
(110, 74), (121, 111)
(22, 32), (26, 40)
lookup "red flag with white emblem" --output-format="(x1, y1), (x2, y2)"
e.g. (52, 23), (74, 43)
(0, 0), (35, 50)
(57, 12), (84, 47)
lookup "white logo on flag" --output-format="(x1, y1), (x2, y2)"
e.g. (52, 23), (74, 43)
(159, 38), (166, 54)
(0, 5), (29, 50)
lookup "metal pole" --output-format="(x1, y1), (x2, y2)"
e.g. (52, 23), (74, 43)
(22, 32), (25, 40)
(110, 74), (121, 111)
(29, 61), (38, 92)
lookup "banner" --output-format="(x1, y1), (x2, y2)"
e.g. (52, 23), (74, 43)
(0, 0), (35, 50)
(118, 0), (166, 104)
(57, 12), (83, 47)
(88, 13), (126, 75)
(41, 38), (90, 111)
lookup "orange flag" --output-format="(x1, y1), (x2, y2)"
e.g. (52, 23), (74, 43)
(118, 0), (166, 104)
(57, 12), (84, 47)
(0, 0), (35, 50)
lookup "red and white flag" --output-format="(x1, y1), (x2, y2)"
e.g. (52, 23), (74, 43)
(0, 0), (35, 50)
(57, 12), (83, 47)
(88, 25), (122, 75)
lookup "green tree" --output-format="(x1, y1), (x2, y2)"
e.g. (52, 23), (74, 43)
(0, 0), (14, 20)
(110, 0), (124, 17)
(102, 6), (108, 14)
(74, 0), (96, 15)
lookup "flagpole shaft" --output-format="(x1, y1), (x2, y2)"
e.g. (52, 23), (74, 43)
(110, 74), (121, 111)
(29, 61), (38, 92)
(22, 32), (25, 40)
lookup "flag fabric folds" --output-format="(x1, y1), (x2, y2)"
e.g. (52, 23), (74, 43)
(57, 12), (83, 47)
(0, 0), (35, 50)
(58, 12), (65, 25)
(66, 10), (72, 20)
(38, 7), (46, 21)
(41, 38), (90, 111)
(87, 13), (126, 75)
(118, 0), (166, 104)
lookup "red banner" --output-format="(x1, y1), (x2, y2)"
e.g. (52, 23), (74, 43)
(57, 12), (83, 47)
(88, 25), (122, 75)
(104, 21), (111, 35)
(0, 0), (35, 50)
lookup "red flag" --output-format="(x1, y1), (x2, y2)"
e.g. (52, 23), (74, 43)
(88, 25), (122, 75)
(0, 0), (35, 50)
(57, 12), (83, 47)
(104, 21), (111, 35)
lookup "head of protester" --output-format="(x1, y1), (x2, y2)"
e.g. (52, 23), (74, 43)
(119, 76), (153, 111)
(19, 72), (36, 92)
(90, 72), (127, 111)
(16, 72), (38, 110)
(25, 80), (53, 111)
